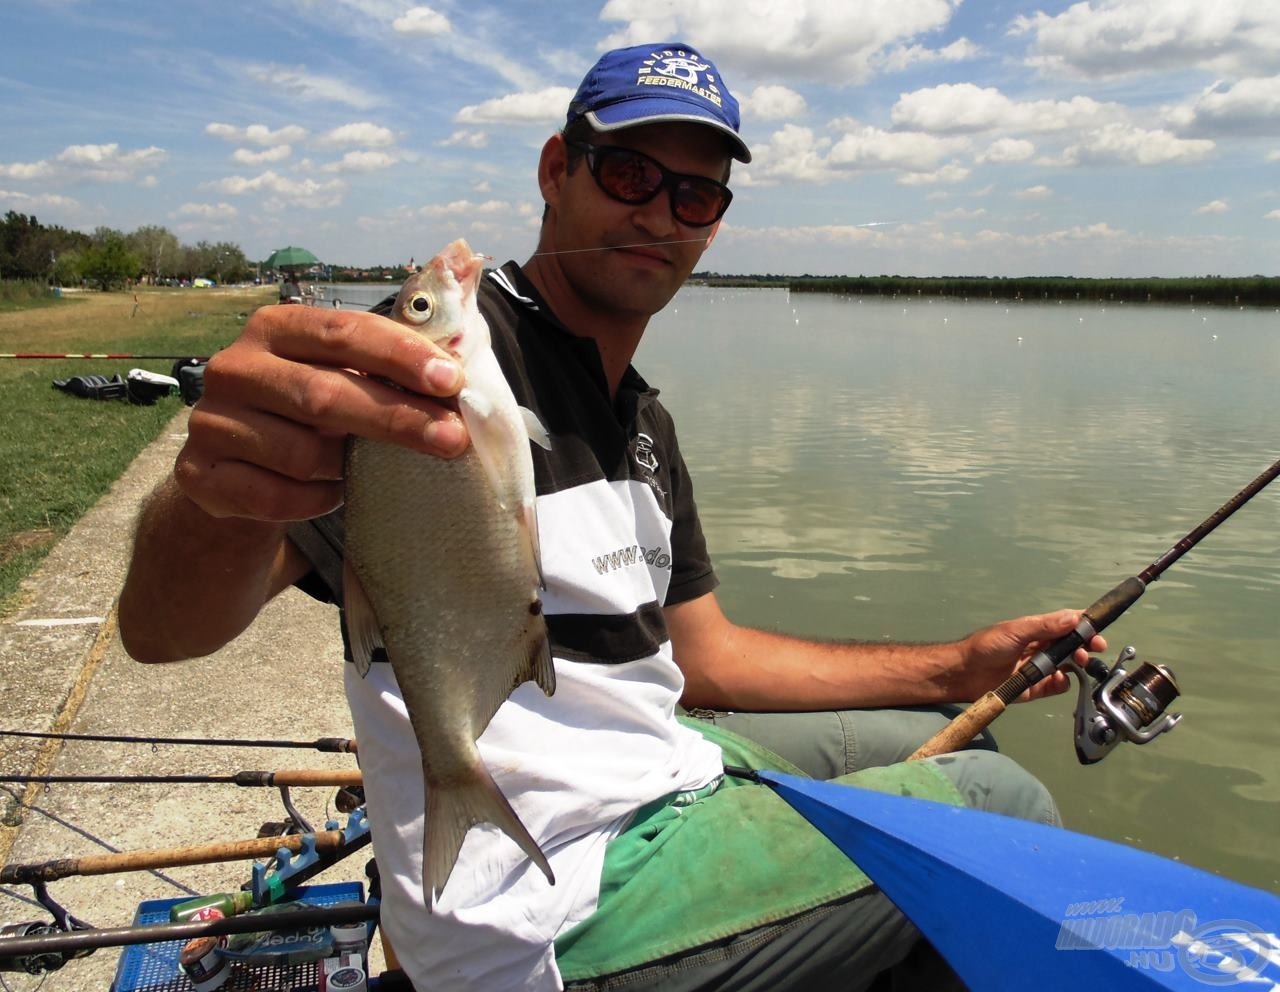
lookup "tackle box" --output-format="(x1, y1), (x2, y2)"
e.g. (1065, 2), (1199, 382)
(112, 881), (365, 992)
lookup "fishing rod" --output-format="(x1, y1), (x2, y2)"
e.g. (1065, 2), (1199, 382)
(910, 453), (1280, 763)
(0, 352), (214, 360)
(0, 769), (362, 788)
(0, 728), (356, 752)
(0, 902), (378, 973)
(1, 826), (363, 885)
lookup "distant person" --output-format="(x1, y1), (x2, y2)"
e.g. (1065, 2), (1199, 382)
(120, 41), (1105, 992)
(279, 274), (301, 304)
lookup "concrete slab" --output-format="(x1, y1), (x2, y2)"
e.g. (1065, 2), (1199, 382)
(0, 409), (383, 990)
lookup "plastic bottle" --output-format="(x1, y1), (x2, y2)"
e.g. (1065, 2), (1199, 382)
(169, 890), (254, 923)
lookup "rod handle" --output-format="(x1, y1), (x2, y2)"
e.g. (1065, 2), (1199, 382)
(908, 692), (1007, 761)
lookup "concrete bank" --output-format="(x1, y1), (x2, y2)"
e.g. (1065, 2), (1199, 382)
(0, 407), (378, 990)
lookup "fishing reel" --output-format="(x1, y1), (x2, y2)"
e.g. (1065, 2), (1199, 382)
(1065, 646), (1182, 765)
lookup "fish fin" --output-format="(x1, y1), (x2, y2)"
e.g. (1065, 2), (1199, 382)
(342, 559), (383, 679)
(458, 387), (514, 512)
(423, 764), (554, 905)
(520, 500), (546, 590)
(521, 406), (551, 450)
(524, 621), (555, 699)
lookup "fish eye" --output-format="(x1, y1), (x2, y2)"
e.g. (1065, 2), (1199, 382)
(403, 291), (434, 324)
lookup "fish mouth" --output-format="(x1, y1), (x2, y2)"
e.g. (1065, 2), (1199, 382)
(435, 238), (486, 297)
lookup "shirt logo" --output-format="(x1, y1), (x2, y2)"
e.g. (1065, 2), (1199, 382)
(633, 432), (659, 474)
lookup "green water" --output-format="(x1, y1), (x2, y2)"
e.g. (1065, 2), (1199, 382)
(640, 287), (1280, 892)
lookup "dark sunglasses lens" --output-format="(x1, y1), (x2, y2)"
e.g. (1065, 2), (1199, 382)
(595, 149), (663, 203)
(673, 180), (729, 225)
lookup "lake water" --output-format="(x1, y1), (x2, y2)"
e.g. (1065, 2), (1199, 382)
(639, 287), (1279, 893)
(331, 278), (1279, 892)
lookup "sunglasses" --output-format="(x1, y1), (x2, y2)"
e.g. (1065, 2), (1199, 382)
(566, 141), (733, 227)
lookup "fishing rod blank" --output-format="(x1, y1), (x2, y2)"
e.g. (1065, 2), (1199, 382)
(0, 353), (213, 360)
(910, 452), (1280, 760)
(0, 770), (362, 788)
(0, 902), (378, 965)
(0, 728), (356, 752)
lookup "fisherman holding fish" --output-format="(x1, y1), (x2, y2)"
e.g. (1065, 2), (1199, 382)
(121, 42), (1105, 992)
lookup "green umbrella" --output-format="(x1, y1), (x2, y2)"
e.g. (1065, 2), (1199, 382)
(264, 246), (319, 271)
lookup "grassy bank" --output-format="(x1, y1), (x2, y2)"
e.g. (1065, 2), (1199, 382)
(0, 280), (63, 313)
(0, 286), (273, 614)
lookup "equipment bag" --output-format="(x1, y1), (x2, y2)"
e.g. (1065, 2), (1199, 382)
(52, 374), (128, 401)
(125, 368), (179, 405)
(170, 357), (208, 406)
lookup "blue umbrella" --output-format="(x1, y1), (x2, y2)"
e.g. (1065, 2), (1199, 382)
(757, 770), (1280, 990)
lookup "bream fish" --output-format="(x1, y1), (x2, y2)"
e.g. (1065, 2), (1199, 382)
(342, 239), (555, 901)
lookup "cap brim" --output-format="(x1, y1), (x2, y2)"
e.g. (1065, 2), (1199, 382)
(586, 100), (751, 163)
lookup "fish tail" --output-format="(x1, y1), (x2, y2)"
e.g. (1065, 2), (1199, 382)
(423, 766), (555, 905)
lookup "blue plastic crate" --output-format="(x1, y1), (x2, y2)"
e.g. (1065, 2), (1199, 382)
(112, 881), (364, 992)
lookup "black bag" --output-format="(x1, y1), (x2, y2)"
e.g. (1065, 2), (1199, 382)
(170, 358), (207, 406)
(52, 374), (128, 401)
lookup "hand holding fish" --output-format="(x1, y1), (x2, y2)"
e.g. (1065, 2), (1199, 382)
(175, 303), (472, 522)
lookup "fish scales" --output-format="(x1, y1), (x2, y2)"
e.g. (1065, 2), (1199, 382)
(341, 239), (554, 904)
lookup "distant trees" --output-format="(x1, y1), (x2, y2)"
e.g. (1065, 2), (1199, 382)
(0, 212), (254, 288)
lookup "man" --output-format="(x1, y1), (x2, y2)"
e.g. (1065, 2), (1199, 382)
(120, 42), (1102, 991)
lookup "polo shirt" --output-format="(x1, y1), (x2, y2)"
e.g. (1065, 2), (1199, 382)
(289, 261), (724, 990)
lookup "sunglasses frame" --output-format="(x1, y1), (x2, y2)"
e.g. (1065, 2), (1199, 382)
(566, 140), (734, 228)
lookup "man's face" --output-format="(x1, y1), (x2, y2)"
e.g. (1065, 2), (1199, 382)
(546, 122), (734, 322)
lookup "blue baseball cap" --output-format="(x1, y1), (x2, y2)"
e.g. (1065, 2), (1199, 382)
(566, 43), (751, 163)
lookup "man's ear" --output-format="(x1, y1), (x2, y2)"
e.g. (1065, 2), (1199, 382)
(538, 133), (569, 209)
(702, 219), (722, 251)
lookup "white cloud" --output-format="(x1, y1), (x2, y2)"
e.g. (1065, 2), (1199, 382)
(455, 87), (574, 125)
(53, 143), (167, 182)
(204, 170), (346, 207)
(897, 162), (971, 185)
(232, 145), (292, 165)
(1169, 76), (1280, 138)
(1058, 124), (1214, 166)
(828, 121), (969, 173)
(440, 130), (489, 149)
(977, 137), (1035, 163)
(1268, 150), (1280, 162)
(740, 124), (835, 184)
(745, 85), (808, 122)
(935, 206), (988, 220)
(876, 37), (982, 73)
(242, 63), (380, 109)
(1010, 0), (1280, 79)
(416, 198), (513, 219)
(0, 160), (53, 180)
(1015, 185), (1052, 200)
(316, 122), (396, 147)
(391, 6), (451, 36)
(1194, 199), (1229, 214)
(892, 83), (1125, 134)
(322, 150), (399, 173)
(206, 123), (308, 146)
(598, 0), (963, 84)
(173, 202), (239, 219)
(0, 189), (79, 210)
(1266, 209), (1280, 221)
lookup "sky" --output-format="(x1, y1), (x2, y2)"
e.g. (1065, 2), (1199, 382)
(2, 0), (1278, 277)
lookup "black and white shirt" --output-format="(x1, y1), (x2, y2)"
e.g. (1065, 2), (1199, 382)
(290, 261), (723, 991)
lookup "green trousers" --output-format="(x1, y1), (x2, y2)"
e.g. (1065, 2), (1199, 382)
(558, 707), (1059, 991)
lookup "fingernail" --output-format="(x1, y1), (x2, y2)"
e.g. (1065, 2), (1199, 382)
(425, 357), (461, 393)
(425, 418), (467, 454)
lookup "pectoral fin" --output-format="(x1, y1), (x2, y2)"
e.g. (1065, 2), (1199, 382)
(521, 406), (551, 450)
(342, 559), (384, 678)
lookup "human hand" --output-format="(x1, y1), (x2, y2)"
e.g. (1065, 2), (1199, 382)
(175, 303), (469, 522)
(955, 609), (1107, 703)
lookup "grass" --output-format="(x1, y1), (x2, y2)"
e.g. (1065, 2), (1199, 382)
(0, 285), (274, 614)
(0, 280), (63, 313)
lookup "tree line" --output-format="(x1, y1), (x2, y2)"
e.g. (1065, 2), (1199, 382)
(0, 211), (253, 291)
(695, 273), (1280, 306)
